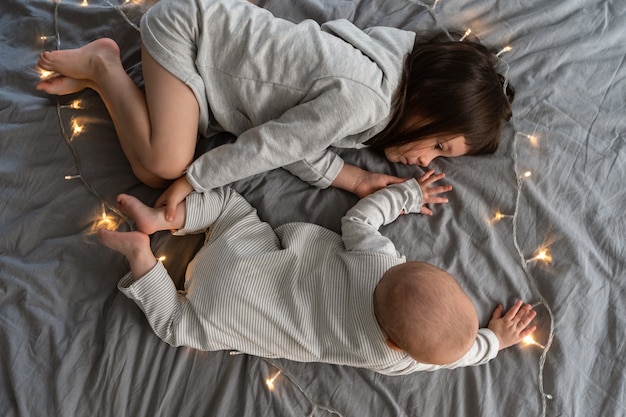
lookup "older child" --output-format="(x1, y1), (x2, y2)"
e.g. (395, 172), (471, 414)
(98, 172), (535, 375)
(36, 0), (514, 221)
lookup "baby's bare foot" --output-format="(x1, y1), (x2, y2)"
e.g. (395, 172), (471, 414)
(98, 229), (150, 259)
(116, 193), (166, 235)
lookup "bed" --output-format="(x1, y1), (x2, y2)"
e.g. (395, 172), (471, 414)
(1, 0), (625, 416)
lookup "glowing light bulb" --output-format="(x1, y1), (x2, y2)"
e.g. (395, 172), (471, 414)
(157, 256), (166, 262)
(38, 68), (55, 80)
(526, 248), (552, 264)
(70, 100), (83, 109)
(95, 212), (116, 231)
(492, 211), (512, 222)
(92, 205), (121, 232)
(265, 370), (282, 391)
(459, 28), (472, 42)
(64, 174), (81, 180)
(71, 119), (85, 138)
(81, 0), (89, 6)
(522, 171), (532, 178)
(522, 335), (545, 349)
(496, 46), (512, 57)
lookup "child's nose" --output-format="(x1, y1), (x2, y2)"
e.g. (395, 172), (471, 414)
(418, 153), (435, 167)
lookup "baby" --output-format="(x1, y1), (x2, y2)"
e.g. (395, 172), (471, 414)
(99, 175), (535, 375)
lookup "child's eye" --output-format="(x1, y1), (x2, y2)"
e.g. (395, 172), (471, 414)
(435, 143), (443, 150)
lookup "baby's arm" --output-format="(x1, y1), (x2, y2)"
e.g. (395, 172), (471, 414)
(487, 300), (537, 350)
(341, 178), (422, 255)
(341, 170), (450, 254)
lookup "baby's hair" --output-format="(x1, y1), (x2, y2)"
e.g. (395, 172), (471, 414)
(374, 262), (478, 364)
(367, 30), (515, 155)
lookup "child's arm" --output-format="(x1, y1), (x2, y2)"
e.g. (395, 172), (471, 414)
(331, 162), (407, 198)
(341, 171), (451, 254)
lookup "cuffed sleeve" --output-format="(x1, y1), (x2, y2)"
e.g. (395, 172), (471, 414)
(118, 262), (183, 344)
(341, 179), (422, 255)
(282, 149), (345, 188)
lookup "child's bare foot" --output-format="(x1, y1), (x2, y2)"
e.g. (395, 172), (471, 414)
(36, 38), (121, 95)
(116, 193), (172, 234)
(36, 75), (91, 96)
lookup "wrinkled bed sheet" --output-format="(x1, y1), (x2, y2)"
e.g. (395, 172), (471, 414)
(1, 0), (624, 416)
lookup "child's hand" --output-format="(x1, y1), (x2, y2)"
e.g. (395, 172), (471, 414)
(332, 163), (406, 198)
(155, 176), (194, 222)
(488, 300), (537, 350)
(416, 169), (452, 215)
(353, 171), (406, 198)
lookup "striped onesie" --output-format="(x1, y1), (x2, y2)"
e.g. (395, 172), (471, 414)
(118, 179), (498, 375)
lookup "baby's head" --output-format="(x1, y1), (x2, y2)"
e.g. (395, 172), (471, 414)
(373, 261), (478, 365)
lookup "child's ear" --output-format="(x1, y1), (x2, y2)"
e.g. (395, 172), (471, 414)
(385, 338), (404, 352)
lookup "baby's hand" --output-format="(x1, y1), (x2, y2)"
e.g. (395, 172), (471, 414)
(488, 300), (537, 350)
(416, 169), (452, 216)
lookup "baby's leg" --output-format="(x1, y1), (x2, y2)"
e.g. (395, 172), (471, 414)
(36, 39), (199, 188)
(116, 193), (186, 234)
(98, 229), (156, 279)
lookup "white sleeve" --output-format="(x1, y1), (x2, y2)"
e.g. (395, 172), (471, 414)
(341, 179), (423, 256)
(373, 328), (501, 375)
(118, 262), (185, 346)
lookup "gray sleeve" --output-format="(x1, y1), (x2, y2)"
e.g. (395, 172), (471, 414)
(341, 179), (423, 256)
(185, 78), (387, 192)
(281, 149), (344, 188)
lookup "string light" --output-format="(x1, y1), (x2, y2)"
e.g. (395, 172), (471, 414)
(265, 370), (281, 391)
(157, 255), (166, 262)
(81, 0), (89, 6)
(518, 132), (539, 148)
(38, 67), (55, 80)
(459, 28), (472, 41)
(61, 99), (84, 110)
(496, 45), (513, 57)
(526, 247), (552, 264)
(523, 335), (546, 350)
(70, 118), (85, 139)
(64, 174), (82, 180)
(492, 211), (513, 222)
(92, 205), (120, 232)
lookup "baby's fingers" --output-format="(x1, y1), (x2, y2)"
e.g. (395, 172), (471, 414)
(418, 170), (445, 186)
(491, 304), (504, 320)
(517, 308), (537, 329)
(425, 184), (453, 195)
(519, 325), (537, 339)
(503, 300), (524, 321)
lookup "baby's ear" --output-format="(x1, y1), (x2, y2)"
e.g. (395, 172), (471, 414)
(385, 338), (404, 352)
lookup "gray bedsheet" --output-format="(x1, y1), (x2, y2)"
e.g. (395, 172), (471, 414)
(1, 0), (624, 416)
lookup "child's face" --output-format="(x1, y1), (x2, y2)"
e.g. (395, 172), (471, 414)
(384, 135), (468, 167)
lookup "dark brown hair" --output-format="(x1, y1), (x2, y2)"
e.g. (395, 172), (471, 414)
(367, 31), (515, 155)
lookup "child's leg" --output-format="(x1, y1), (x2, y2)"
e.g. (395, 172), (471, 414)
(36, 38), (199, 188)
(98, 229), (157, 279)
